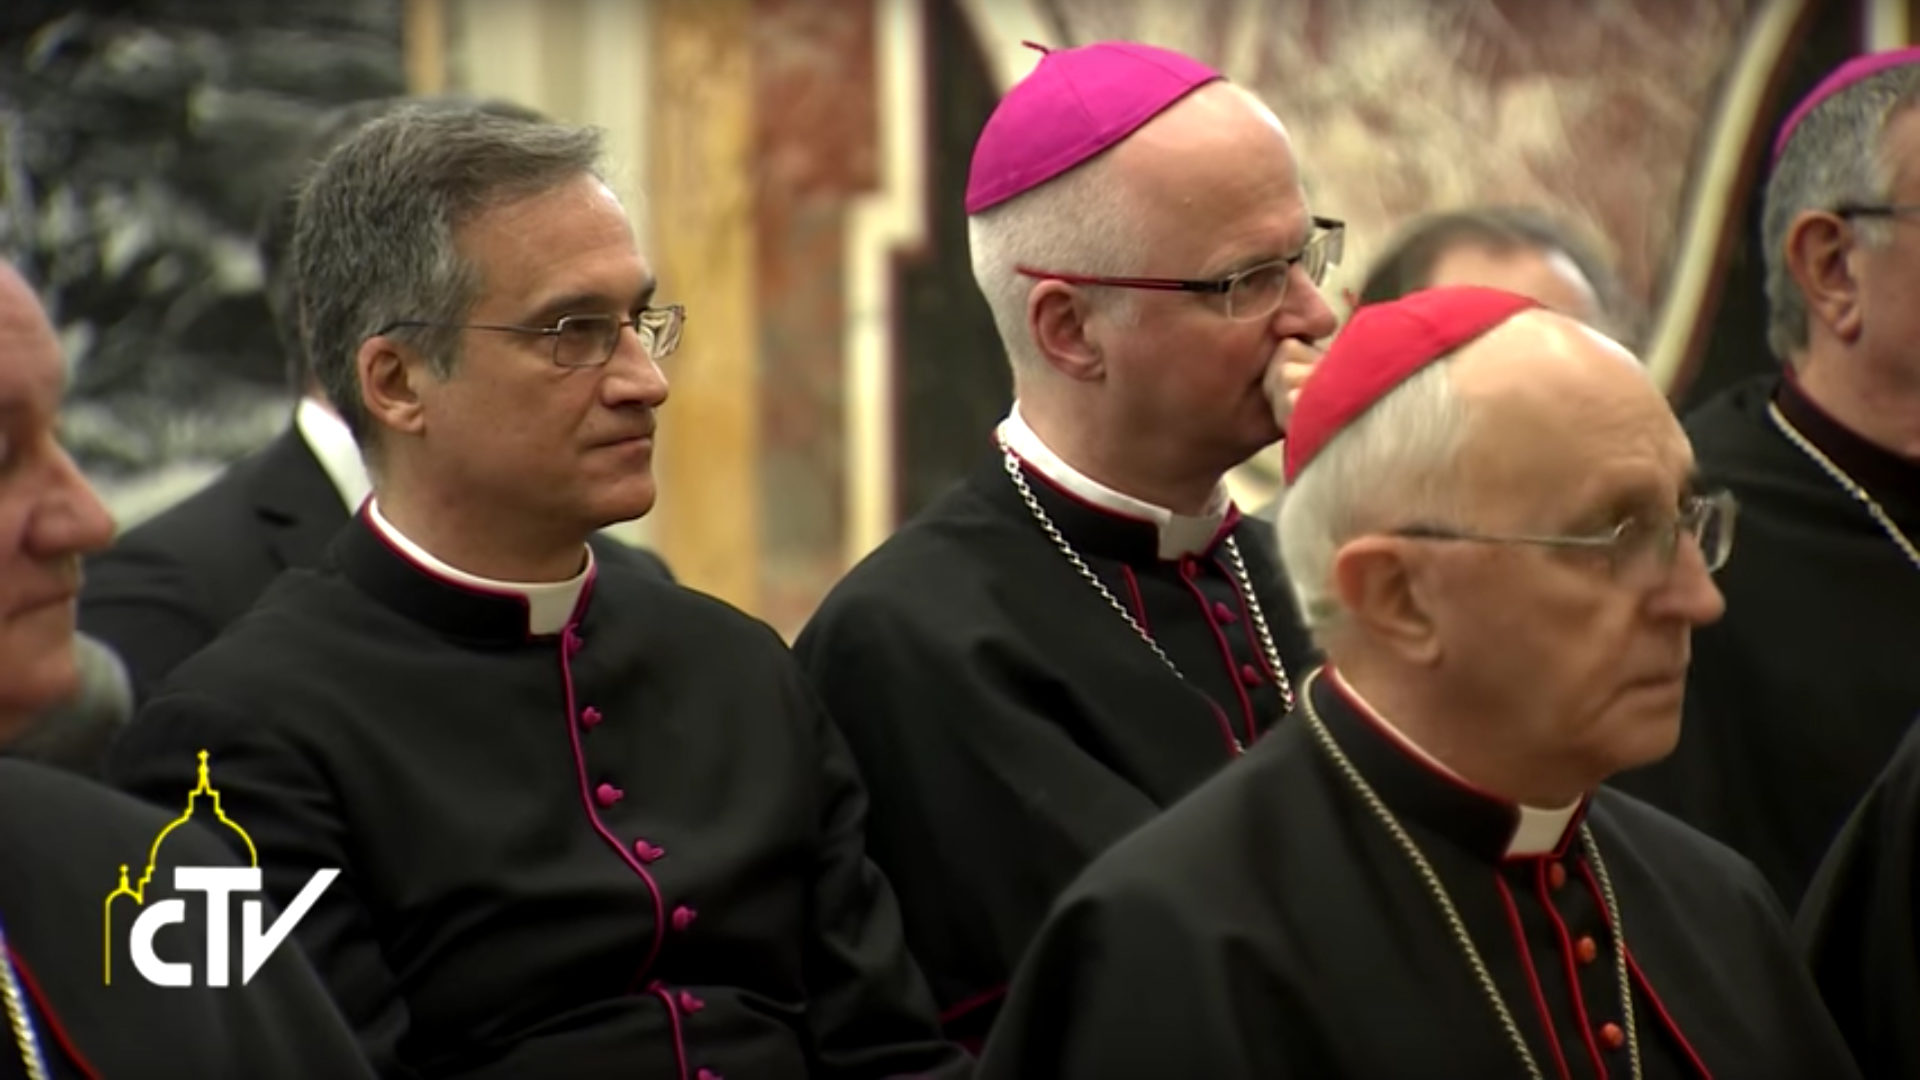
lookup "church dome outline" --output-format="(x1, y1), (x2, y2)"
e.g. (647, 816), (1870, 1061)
(103, 750), (259, 984)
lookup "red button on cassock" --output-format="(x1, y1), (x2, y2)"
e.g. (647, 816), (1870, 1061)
(1547, 863), (1567, 890)
(1575, 936), (1599, 965)
(595, 782), (623, 808)
(1598, 1022), (1625, 1050)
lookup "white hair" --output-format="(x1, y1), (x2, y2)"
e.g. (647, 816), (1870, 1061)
(966, 152), (1150, 370)
(1277, 358), (1474, 640)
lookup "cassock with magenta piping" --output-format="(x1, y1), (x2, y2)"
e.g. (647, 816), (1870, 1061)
(107, 507), (967, 1080)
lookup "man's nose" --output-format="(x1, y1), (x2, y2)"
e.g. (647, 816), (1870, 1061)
(1652, 535), (1727, 627)
(1277, 272), (1339, 342)
(27, 444), (115, 561)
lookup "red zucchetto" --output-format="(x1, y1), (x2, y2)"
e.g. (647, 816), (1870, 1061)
(1283, 286), (1541, 483)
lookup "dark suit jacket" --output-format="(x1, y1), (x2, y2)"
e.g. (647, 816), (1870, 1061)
(80, 424), (673, 705)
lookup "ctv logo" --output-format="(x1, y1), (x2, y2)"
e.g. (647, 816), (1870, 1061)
(103, 750), (338, 987)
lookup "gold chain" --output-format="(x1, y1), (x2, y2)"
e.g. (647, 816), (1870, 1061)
(0, 926), (50, 1080)
(1300, 671), (1641, 1080)
(1766, 402), (1920, 572)
(999, 445), (1296, 742)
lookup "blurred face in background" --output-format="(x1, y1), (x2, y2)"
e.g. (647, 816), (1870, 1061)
(1425, 243), (1603, 328)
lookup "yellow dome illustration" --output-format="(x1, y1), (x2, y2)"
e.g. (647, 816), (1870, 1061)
(103, 750), (259, 985)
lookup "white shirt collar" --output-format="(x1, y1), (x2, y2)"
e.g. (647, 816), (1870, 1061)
(996, 402), (1232, 560)
(364, 499), (593, 636)
(1328, 667), (1581, 858)
(295, 397), (373, 513)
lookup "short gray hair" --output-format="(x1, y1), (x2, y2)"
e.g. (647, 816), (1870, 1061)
(1278, 358), (1473, 639)
(1763, 64), (1920, 362)
(292, 105), (604, 449)
(967, 153), (1150, 370)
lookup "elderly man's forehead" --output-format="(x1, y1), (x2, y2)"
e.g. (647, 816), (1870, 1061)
(1447, 310), (1685, 482)
(1447, 309), (1641, 388)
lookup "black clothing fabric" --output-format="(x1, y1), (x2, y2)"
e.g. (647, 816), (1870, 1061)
(979, 670), (1860, 1080)
(1613, 375), (1920, 905)
(796, 446), (1315, 1041)
(108, 513), (966, 1080)
(0, 760), (372, 1079)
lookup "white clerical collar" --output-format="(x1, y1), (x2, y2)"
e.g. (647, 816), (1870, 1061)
(365, 499), (593, 636)
(997, 402), (1232, 560)
(1329, 667), (1581, 858)
(295, 396), (373, 513)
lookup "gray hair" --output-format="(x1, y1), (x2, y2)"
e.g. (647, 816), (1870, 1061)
(1277, 358), (1473, 639)
(292, 105), (604, 450)
(262, 95), (549, 393)
(966, 152), (1150, 370)
(1763, 63), (1920, 362)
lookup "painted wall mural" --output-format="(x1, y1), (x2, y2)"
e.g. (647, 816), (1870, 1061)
(911, 0), (1872, 508)
(0, 1), (405, 523)
(0, 0), (1893, 634)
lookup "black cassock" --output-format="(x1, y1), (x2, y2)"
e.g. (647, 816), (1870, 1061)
(1797, 718), (1920, 1076)
(978, 670), (1859, 1080)
(1611, 374), (1920, 905)
(0, 760), (372, 1080)
(795, 443), (1314, 1042)
(107, 512), (966, 1080)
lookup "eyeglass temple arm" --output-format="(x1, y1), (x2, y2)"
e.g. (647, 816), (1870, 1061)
(1394, 525), (1620, 550)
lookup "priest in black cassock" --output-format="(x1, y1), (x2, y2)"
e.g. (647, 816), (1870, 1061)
(978, 287), (1860, 1080)
(1611, 48), (1920, 906)
(106, 108), (965, 1079)
(77, 94), (673, 710)
(794, 40), (1337, 1044)
(0, 260), (372, 1079)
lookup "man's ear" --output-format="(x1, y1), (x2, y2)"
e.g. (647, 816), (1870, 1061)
(357, 335), (429, 439)
(1029, 281), (1106, 382)
(1331, 536), (1443, 665)
(1784, 210), (1863, 345)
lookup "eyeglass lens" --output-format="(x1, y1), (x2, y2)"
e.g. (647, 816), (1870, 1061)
(551, 311), (682, 368)
(1225, 227), (1341, 320)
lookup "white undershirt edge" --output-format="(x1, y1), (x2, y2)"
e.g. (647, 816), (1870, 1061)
(1329, 668), (1580, 858)
(295, 396), (374, 513)
(997, 402), (1232, 560)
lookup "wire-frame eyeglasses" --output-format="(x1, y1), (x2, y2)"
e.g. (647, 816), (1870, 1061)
(376, 305), (687, 369)
(1014, 216), (1345, 322)
(1832, 203), (1920, 221)
(1390, 490), (1738, 589)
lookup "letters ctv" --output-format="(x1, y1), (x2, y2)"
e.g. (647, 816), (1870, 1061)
(102, 750), (338, 987)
